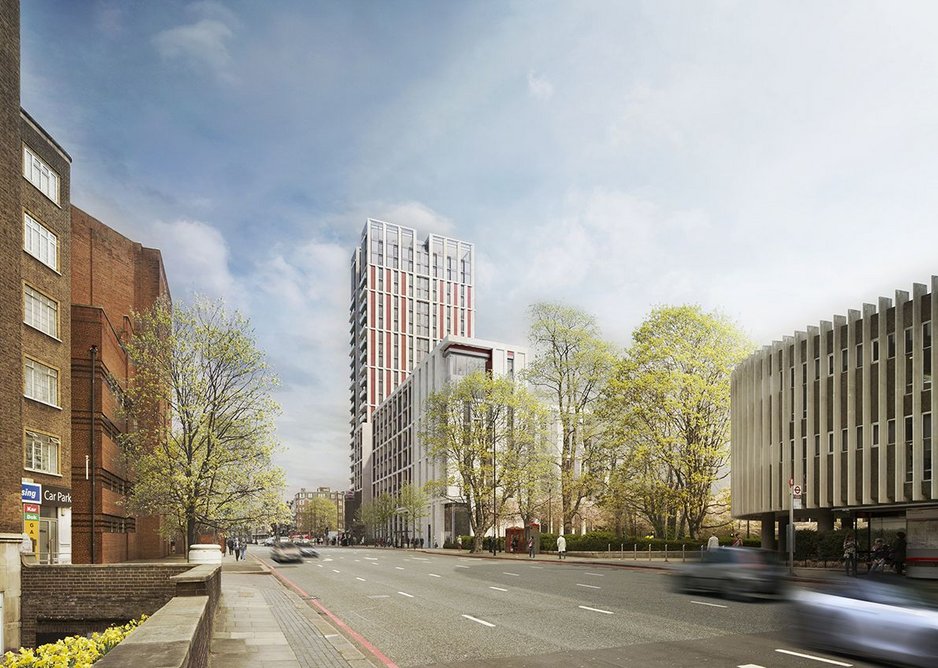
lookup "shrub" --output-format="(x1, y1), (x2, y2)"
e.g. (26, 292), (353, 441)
(2, 616), (146, 667)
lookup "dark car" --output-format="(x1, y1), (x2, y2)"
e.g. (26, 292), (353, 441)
(270, 540), (303, 563)
(790, 576), (938, 667)
(672, 547), (786, 601)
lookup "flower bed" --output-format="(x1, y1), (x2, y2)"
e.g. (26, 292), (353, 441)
(2, 616), (146, 668)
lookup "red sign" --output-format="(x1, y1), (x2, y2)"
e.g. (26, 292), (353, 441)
(23, 503), (39, 514)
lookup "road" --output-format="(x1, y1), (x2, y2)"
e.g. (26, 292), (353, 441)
(257, 547), (878, 668)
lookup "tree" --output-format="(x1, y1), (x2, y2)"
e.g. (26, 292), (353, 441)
(357, 493), (396, 542)
(298, 497), (338, 536)
(603, 305), (752, 539)
(526, 303), (617, 534)
(511, 417), (555, 533)
(121, 295), (288, 551)
(396, 483), (429, 545)
(423, 371), (548, 553)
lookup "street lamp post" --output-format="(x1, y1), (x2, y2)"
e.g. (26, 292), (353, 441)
(492, 418), (497, 557)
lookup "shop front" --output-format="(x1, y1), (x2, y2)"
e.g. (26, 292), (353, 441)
(21, 481), (72, 564)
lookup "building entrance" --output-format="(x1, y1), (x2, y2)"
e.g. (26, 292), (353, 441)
(38, 507), (58, 564)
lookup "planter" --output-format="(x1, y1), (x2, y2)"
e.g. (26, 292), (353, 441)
(187, 543), (222, 564)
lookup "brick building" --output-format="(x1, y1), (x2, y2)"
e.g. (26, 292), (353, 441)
(293, 487), (345, 534)
(70, 206), (172, 564)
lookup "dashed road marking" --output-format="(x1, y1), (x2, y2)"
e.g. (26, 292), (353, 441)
(578, 605), (614, 615)
(503, 572), (520, 577)
(364, 557), (378, 561)
(576, 583), (601, 589)
(454, 565), (469, 569)
(738, 664), (764, 668)
(396, 566), (405, 570)
(367, 595), (390, 599)
(332, 569), (341, 573)
(489, 586), (508, 592)
(584, 572), (604, 577)
(690, 601), (727, 609)
(429, 573), (441, 578)
(774, 649), (852, 666)
(462, 614), (495, 627)
(398, 591), (414, 598)
(529, 565), (543, 569)
(356, 577), (366, 581)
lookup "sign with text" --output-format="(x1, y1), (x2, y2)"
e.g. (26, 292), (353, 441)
(21, 482), (41, 504)
(42, 485), (72, 507)
(23, 503), (39, 514)
(24, 512), (39, 521)
(23, 519), (38, 542)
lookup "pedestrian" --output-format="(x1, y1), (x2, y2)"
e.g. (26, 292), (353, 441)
(510, 536), (518, 553)
(843, 531), (857, 576)
(893, 531), (907, 575)
(732, 533), (742, 547)
(527, 536), (535, 559)
(870, 538), (888, 572)
(707, 534), (719, 550)
(239, 540), (247, 561)
(234, 537), (242, 561)
(556, 534), (566, 560)
(226, 537), (234, 557)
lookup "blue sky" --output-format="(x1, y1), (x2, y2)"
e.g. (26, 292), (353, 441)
(20, 1), (938, 493)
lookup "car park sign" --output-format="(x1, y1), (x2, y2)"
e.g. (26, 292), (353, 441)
(21, 482), (41, 504)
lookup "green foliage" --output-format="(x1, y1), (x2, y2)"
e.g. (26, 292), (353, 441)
(422, 371), (548, 553)
(526, 303), (618, 534)
(121, 296), (288, 548)
(2, 616), (146, 667)
(600, 305), (752, 539)
(297, 497), (338, 535)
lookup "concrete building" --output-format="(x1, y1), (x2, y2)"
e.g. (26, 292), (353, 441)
(731, 278), (938, 574)
(69, 206), (172, 564)
(292, 487), (345, 534)
(347, 219), (475, 527)
(371, 336), (527, 548)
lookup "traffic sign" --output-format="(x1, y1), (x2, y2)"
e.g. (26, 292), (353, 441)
(793, 484), (802, 497)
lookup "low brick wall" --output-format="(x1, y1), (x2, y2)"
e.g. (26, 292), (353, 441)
(20, 562), (192, 648)
(170, 564), (221, 612)
(96, 596), (210, 668)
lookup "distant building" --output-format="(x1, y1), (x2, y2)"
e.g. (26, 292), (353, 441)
(732, 278), (938, 570)
(347, 219), (475, 528)
(293, 487), (345, 534)
(371, 335), (527, 547)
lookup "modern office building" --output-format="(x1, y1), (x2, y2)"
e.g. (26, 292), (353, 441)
(347, 220), (475, 526)
(70, 206), (172, 563)
(731, 278), (938, 570)
(292, 487), (345, 534)
(371, 335), (527, 547)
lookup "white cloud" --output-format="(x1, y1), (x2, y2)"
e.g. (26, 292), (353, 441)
(527, 70), (554, 101)
(153, 18), (235, 82)
(151, 219), (239, 302)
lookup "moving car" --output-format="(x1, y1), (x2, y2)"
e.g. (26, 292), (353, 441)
(672, 547), (786, 601)
(270, 540), (303, 563)
(295, 539), (319, 558)
(790, 576), (938, 667)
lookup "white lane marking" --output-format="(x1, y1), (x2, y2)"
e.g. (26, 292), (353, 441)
(332, 569), (341, 573)
(364, 557), (378, 561)
(690, 600), (727, 609)
(317, 564), (324, 568)
(502, 572), (520, 577)
(774, 649), (852, 666)
(578, 605), (614, 615)
(368, 595), (390, 599)
(489, 586), (508, 592)
(412, 557), (430, 561)
(584, 572), (604, 577)
(529, 566), (543, 569)
(398, 591), (414, 598)
(356, 577), (366, 581)
(354, 559), (360, 562)
(738, 665), (765, 668)
(429, 573), (441, 578)
(324, 558), (334, 562)
(395, 566), (405, 570)
(370, 562), (379, 566)
(462, 614), (495, 628)
(576, 583), (601, 589)
(454, 565), (469, 569)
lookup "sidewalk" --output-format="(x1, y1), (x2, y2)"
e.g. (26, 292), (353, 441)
(210, 559), (376, 668)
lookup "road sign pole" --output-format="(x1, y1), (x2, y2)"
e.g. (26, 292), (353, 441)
(788, 484), (795, 576)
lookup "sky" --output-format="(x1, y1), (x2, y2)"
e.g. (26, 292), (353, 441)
(19, 1), (938, 494)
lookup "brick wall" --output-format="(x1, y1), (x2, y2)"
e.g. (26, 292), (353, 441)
(0, 0), (24, 536)
(20, 562), (193, 647)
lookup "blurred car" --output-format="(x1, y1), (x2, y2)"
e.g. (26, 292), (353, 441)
(790, 576), (938, 667)
(263, 537), (275, 546)
(295, 540), (319, 558)
(672, 547), (787, 601)
(270, 540), (303, 563)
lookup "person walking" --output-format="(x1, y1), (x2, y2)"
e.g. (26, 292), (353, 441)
(893, 531), (907, 575)
(233, 537), (241, 562)
(843, 531), (858, 576)
(527, 536), (535, 559)
(556, 534), (566, 560)
(238, 539), (247, 561)
(731, 533), (742, 547)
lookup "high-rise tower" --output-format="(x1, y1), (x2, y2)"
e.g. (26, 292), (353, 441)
(347, 219), (474, 525)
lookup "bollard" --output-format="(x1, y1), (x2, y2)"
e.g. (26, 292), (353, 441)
(633, 543), (637, 560)
(620, 543), (623, 560)
(665, 543), (669, 563)
(608, 543), (611, 554)
(648, 543), (651, 561)
(682, 544), (685, 563)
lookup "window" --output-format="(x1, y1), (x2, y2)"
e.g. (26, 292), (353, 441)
(828, 353), (834, 375)
(25, 430), (59, 474)
(872, 422), (880, 448)
(857, 425), (863, 450)
(841, 348), (848, 372)
(905, 327), (914, 356)
(841, 428), (848, 453)
(925, 413), (933, 481)
(24, 357), (59, 407)
(888, 332), (896, 358)
(24, 212), (58, 271)
(925, 322), (933, 350)
(888, 419), (896, 445)
(24, 285), (58, 338)
(872, 339), (880, 363)
(856, 344), (863, 367)
(815, 434), (820, 456)
(815, 357), (820, 378)
(906, 416), (914, 483)
(925, 322), (933, 390)
(22, 145), (59, 204)
(828, 432), (834, 455)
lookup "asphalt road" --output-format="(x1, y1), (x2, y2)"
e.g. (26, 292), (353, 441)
(258, 547), (879, 668)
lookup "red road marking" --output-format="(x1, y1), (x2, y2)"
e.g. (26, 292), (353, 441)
(268, 564), (399, 668)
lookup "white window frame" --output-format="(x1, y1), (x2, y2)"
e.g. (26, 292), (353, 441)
(23, 212), (58, 271)
(25, 430), (60, 475)
(24, 357), (60, 408)
(23, 284), (58, 339)
(22, 145), (60, 205)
